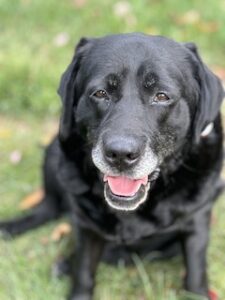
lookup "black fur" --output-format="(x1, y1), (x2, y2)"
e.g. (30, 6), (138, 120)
(1, 33), (224, 300)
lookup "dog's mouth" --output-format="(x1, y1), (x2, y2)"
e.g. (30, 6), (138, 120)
(103, 174), (154, 211)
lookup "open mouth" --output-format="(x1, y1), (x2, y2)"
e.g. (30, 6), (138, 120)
(103, 175), (151, 211)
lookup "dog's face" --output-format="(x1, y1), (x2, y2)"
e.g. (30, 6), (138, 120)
(58, 34), (223, 211)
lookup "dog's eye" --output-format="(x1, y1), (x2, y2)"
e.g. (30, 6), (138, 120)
(93, 90), (108, 99)
(154, 93), (170, 102)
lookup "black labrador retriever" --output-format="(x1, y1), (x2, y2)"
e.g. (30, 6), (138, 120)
(1, 33), (224, 300)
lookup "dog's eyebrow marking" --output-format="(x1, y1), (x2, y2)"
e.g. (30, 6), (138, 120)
(144, 73), (157, 88)
(106, 73), (119, 89)
(106, 71), (128, 91)
(137, 64), (158, 88)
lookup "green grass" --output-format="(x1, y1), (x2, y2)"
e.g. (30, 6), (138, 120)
(1, 0), (225, 116)
(0, 0), (225, 299)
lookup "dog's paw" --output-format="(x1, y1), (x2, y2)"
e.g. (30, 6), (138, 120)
(0, 230), (7, 239)
(0, 221), (24, 238)
(0, 224), (13, 240)
(68, 293), (92, 300)
(52, 257), (72, 278)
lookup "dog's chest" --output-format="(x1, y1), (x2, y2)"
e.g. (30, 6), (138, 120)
(114, 214), (156, 244)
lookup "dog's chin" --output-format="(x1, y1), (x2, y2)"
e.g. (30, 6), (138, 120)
(104, 181), (150, 211)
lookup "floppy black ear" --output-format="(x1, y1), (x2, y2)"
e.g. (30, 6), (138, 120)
(184, 43), (224, 143)
(58, 37), (92, 141)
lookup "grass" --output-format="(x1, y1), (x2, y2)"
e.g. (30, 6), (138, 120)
(0, 0), (225, 299)
(1, 0), (225, 116)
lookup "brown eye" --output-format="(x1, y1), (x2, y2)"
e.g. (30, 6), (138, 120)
(93, 90), (108, 99)
(154, 93), (170, 102)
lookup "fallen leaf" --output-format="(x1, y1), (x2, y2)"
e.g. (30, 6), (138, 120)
(72, 0), (87, 8)
(40, 120), (58, 146)
(113, 1), (136, 26)
(53, 32), (70, 47)
(174, 10), (200, 25)
(9, 150), (22, 164)
(209, 289), (218, 300)
(40, 132), (57, 146)
(51, 223), (72, 242)
(212, 66), (225, 82)
(0, 128), (12, 139)
(113, 1), (132, 17)
(40, 236), (50, 245)
(197, 21), (219, 33)
(19, 189), (44, 210)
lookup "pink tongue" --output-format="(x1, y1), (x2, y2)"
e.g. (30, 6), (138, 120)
(104, 175), (148, 197)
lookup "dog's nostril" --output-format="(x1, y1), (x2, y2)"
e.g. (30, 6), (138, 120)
(111, 152), (117, 159)
(105, 149), (116, 158)
(103, 136), (144, 168)
(105, 148), (139, 164)
(106, 151), (117, 160)
(127, 152), (139, 161)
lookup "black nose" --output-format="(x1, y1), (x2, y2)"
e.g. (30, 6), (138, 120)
(103, 135), (145, 169)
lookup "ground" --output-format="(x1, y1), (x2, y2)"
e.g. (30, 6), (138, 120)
(1, 0), (225, 299)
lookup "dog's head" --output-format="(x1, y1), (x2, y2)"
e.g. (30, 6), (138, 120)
(58, 34), (224, 211)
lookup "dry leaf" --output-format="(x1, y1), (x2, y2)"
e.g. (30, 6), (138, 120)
(211, 212), (217, 226)
(40, 236), (50, 245)
(51, 223), (72, 242)
(212, 66), (225, 82)
(39, 121), (58, 146)
(113, 1), (136, 26)
(0, 128), (12, 139)
(197, 21), (219, 33)
(40, 131), (57, 146)
(9, 150), (22, 164)
(53, 32), (70, 47)
(73, 0), (87, 8)
(113, 1), (132, 17)
(21, 0), (31, 5)
(174, 10), (200, 25)
(20, 189), (44, 210)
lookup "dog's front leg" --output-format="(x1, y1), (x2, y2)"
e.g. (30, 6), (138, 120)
(181, 208), (211, 299)
(68, 226), (105, 300)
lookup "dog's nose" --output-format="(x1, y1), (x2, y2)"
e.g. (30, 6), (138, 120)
(103, 135), (145, 169)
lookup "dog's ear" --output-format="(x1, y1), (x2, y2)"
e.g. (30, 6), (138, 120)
(184, 42), (224, 143)
(58, 37), (92, 141)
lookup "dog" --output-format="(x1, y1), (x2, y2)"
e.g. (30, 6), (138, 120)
(0, 33), (224, 300)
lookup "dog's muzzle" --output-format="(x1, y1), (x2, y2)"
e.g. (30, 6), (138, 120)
(92, 134), (159, 211)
